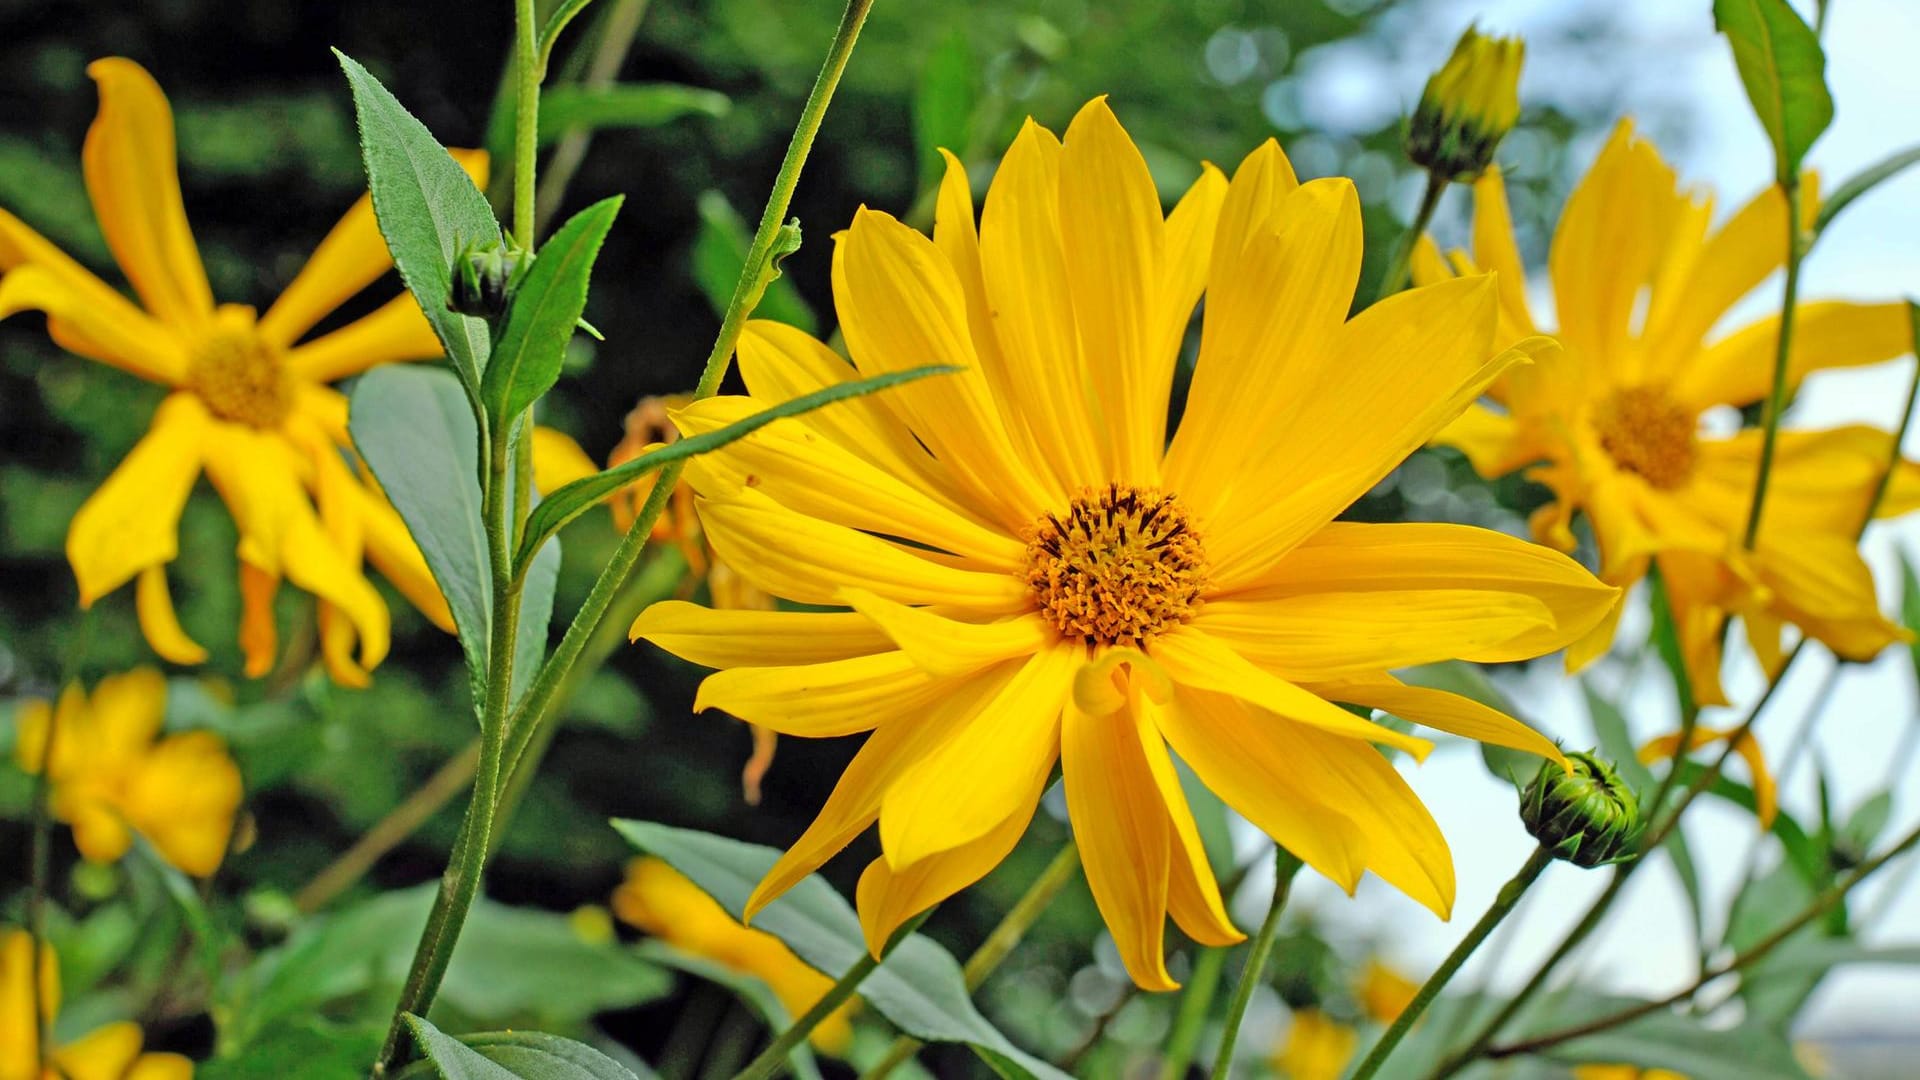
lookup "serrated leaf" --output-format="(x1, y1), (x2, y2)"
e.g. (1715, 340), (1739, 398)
(482, 196), (622, 424)
(513, 364), (956, 571)
(613, 821), (1071, 1080)
(541, 84), (730, 143)
(335, 50), (499, 392)
(912, 33), (976, 188)
(1713, 0), (1833, 184)
(1815, 144), (1920, 234)
(691, 191), (815, 332)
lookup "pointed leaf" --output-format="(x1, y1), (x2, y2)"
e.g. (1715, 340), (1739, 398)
(482, 196), (623, 424)
(540, 84), (730, 143)
(1713, 0), (1833, 184)
(1815, 144), (1920, 234)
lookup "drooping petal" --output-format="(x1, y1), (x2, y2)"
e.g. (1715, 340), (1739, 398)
(1307, 675), (1567, 768)
(285, 293), (444, 382)
(67, 394), (208, 606)
(694, 651), (946, 738)
(879, 646), (1078, 868)
(855, 776), (1042, 957)
(136, 564), (208, 664)
(531, 424), (597, 494)
(260, 149), (488, 346)
(1672, 302), (1914, 411)
(1129, 694), (1240, 947)
(51, 1020), (146, 1080)
(1190, 590), (1554, 681)
(632, 600), (895, 668)
(1640, 724), (1775, 828)
(0, 261), (187, 383)
(1062, 698), (1176, 990)
(842, 589), (1053, 677)
(82, 59), (213, 333)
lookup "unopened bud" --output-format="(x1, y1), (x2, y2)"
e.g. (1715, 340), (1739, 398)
(1406, 25), (1524, 181)
(449, 240), (532, 319)
(1521, 750), (1640, 868)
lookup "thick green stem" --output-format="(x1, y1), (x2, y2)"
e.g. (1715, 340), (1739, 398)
(1353, 846), (1554, 1080)
(1376, 170), (1447, 301)
(859, 842), (1081, 1080)
(1741, 179), (1807, 550)
(1210, 847), (1305, 1079)
(1485, 820), (1920, 1060)
(496, 0), (874, 798)
(512, 0), (540, 243)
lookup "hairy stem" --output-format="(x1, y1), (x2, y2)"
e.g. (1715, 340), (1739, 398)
(1376, 169), (1447, 301)
(1741, 179), (1807, 549)
(1211, 847), (1305, 1079)
(512, 0), (540, 242)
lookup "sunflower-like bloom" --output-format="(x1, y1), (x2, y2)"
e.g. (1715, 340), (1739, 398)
(632, 98), (1618, 989)
(612, 858), (853, 1053)
(1416, 120), (1920, 705)
(1, 929), (192, 1080)
(13, 668), (241, 878)
(1270, 1009), (1359, 1080)
(0, 58), (478, 685)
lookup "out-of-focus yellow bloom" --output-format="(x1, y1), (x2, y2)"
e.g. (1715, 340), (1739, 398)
(1573, 1066), (1688, 1080)
(633, 97), (1617, 989)
(1416, 121), (1920, 705)
(1, 929), (193, 1080)
(611, 858), (852, 1053)
(611, 396), (779, 803)
(1641, 725), (1776, 827)
(13, 668), (241, 877)
(1356, 960), (1418, 1023)
(1271, 1009), (1358, 1080)
(1408, 26), (1524, 180)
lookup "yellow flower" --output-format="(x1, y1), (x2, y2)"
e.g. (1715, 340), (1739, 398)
(1408, 26), (1525, 180)
(1271, 1009), (1358, 1080)
(0, 58), (475, 685)
(1640, 724), (1775, 827)
(612, 858), (853, 1053)
(1573, 1066), (1688, 1080)
(13, 668), (241, 877)
(631, 98), (1619, 989)
(1, 929), (192, 1080)
(1356, 960), (1419, 1024)
(1416, 120), (1920, 705)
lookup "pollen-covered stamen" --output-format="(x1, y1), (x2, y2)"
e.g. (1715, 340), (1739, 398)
(1025, 484), (1207, 647)
(1592, 385), (1697, 490)
(187, 327), (294, 429)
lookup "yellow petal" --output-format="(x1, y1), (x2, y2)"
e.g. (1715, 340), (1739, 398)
(0, 253), (187, 383)
(261, 149), (487, 346)
(1154, 163), (1228, 375)
(0, 930), (58, 1072)
(1151, 627), (1433, 759)
(1191, 590), (1554, 681)
(531, 424), (598, 494)
(83, 59), (213, 332)
(855, 784), (1039, 957)
(1063, 698), (1179, 990)
(52, 1019), (145, 1080)
(1207, 138), (1299, 286)
(136, 565), (208, 664)
(632, 600), (894, 667)
(1058, 97), (1168, 482)
(694, 651), (946, 738)
(67, 395), (207, 606)
(696, 490), (1028, 611)
(842, 589), (1051, 677)
(1129, 692), (1241, 948)
(879, 646), (1078, 867)
(85, 668), (169, 774)
(1310, 676), (1568, 770)
(125, 730), (243, 876)
(1467, 166), (1537, 335)
(1640, 724), (1776, 828)
(1673, 301), (1914, 410)
(285, 292), (444, 382)
(125, 1053), (197, 1080)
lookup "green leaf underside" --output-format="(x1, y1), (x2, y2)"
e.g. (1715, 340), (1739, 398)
(514, 364), (957, 571)
(540, 84), (731, 144)
(613, 821), (1071, 1080)
(335, 50), (500, 392)
(1714, 0), (1833, 183)
(482, 195), (623, 424)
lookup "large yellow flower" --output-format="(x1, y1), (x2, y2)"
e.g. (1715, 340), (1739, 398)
(0, 58), (468, 685)
(1415, 120), (1919, 704)
(13, 668), (242, 878)
(1, 929), (191, 1080)
(632, 98), (1617, 989)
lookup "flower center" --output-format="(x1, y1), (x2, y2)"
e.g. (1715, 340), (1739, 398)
(1024, 484), (1207, 647)
(187, 326), (293, 429)
(1592, 385), (1697, 490)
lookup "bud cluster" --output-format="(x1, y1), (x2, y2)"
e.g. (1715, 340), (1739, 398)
(448, 238), (533, 320)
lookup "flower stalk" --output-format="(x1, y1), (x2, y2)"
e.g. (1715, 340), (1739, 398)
(733, 907), (928, 1080)
(1741, 179), (1809, 549)
(1209, 847), (1305, 1079)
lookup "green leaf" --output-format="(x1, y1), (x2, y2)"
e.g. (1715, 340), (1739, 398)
(335, 50), (499, 393)
(407, 1016), (519, 1080)
(540, 84), (730, 144)
(513, 365), (957, 571)
(482, 196), (623, 424)
(613, 821), (1071, 1080)
(462, 1031), (647, 1080)
(1537, 997), (1813, 1080)
(912, 33), (976, 189)
(1898, 547), (1920, 685)
(1713, 0), (1834, 184)
(1583, 686), (1707, 950)
(1666, 760), (1824, 886)
(691, 191), (816, 332)
(200, 1020), (383, 1080)
(635, 941), (823, 1080)
(536, 0), (597, 75)
(1815, 144), (1920, 234)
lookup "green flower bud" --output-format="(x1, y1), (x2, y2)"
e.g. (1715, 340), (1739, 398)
(1520, 750), (1641, 868)
(1406, 25), (1524, 181)
(449, 239), (532, 319)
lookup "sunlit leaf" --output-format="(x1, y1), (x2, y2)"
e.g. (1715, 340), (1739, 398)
(1713, 0), (1833, 184)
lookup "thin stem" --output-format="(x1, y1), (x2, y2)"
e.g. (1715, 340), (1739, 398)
(1210, 847), (1305, 1079)
(859, 842), (1081, 1080)
(1741, 179), (1807, 550)
(536, 0), (652, 235)
(1641, 568), (1701, 824)
(496, 0), (874, 798)
(512, 0), (540, 243)
(1159, 947), (1226, 1080)
(733, 905), (924, 1080)
(1352, 846), (1554, 1080)
(27, 610), (94, 1072)
(1485, 820), (1920, 1059)
(1376, 170), (1448, 301)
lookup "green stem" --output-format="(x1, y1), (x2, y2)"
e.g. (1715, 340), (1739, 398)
(1484, 820), (1920, 1060)
(1639, 567), (1700, 827)
(1159, 946), (1226, 1080)
(495, 0), (874, 798)
(1376, 170), (1448, 302)
(513, 0), (540, 243)
(858, 842), (1081, 1080)
(536, 0), (652, 235)
(27, 610), (94, 1072)
(1741, 179), (1807, 550)
(1210, 847), (1305, 1079)
(733, 905), (924, 1080)
(1353, 846), (1554, 1080)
